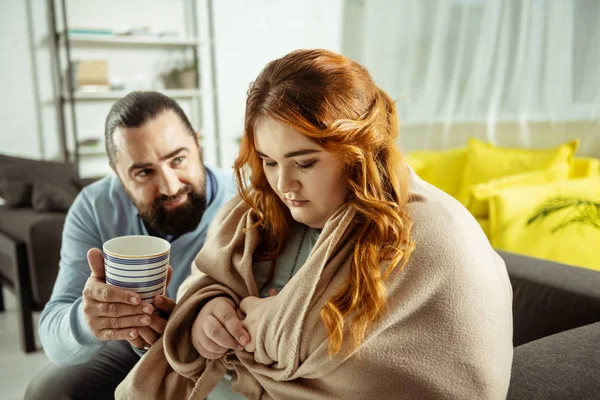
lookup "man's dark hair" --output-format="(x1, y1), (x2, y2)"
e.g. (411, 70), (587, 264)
(104, 91), (195, 166)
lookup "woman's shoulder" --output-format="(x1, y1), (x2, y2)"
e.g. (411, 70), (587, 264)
(406, 169), (486, 250)
(403, 169), (506, 282)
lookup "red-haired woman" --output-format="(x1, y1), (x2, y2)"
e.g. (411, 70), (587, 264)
(117, 49), (513, 400)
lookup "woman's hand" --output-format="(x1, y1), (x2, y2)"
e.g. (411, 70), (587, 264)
(191, 297), (250, 359)
(239, 294), (277, 353)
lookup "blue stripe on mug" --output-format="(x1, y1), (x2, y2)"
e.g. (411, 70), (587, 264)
(104, 261), (168, 273)
(103, 252), (168, 265)
(105, 269), (166, 280)
(106, 276), (166, 288)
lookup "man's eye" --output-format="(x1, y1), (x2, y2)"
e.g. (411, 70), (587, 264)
(172, 156), (185, 166)
(137, 169), (153, 177)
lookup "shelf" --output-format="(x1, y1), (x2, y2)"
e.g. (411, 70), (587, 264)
(78, 147), (106, 156)
(61, 33), (206, 47)
(63, 89), (202, 101)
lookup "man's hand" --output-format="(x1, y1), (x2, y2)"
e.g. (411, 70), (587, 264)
(191, 297), (250, 359)
(82, 248), (174, 349)
(239, 295), (277, 353)
(134, 293), (176, 348)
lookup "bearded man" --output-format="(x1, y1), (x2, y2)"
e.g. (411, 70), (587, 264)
(25, 91), (236, 399)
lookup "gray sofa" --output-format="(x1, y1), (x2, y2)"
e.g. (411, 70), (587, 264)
(0, 154), (84, 352)
(502, 250), (600, 399)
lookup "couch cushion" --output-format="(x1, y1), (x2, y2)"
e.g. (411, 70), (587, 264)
(508, 322), (600, 400)
(456, 138), (579, 205)
(0, 156), (79, 210)
(406, 147), (466, 197)
(571, 157), (600, 178)
(32, 180), (78, 212)
(466, 163), (570, 218)
(490, 177), (600, 271)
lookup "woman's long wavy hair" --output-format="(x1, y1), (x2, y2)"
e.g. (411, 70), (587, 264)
(234, 49), (415, 355)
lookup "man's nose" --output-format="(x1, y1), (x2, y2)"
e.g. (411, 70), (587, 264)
(157, 169), (181, 197)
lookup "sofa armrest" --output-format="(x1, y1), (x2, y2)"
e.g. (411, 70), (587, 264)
(508, 322), (600, 400)
(498, 250), (600, 346)
(0, 206), (66, 304)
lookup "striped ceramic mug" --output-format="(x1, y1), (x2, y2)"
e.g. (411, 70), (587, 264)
(102, 235), (171, 304)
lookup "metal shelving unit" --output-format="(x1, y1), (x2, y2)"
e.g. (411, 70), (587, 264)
(64, 89), (203, 101)
(46, 0), (219, 177)
(60, 33), (208, 47)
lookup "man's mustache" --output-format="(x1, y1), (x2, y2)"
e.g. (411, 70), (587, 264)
(155, 186), (193, 207)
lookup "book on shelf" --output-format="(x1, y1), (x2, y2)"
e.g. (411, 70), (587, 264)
(66, 28), (113, 36)
(68, 60), (110, 92)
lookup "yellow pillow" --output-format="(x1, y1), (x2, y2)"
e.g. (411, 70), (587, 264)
(405, 154), (426, 176)
(489, 177), (600, 271)
(407, 148), (466, 197)
(571, 157), (600, 178)
(467, 163), (571, 218)
(475, 217), (491, 241)
(456, 138), (579, 205)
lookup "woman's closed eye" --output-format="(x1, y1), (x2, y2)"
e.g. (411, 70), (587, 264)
(297, 160), (317, 170)
(263, 160), (317, 170)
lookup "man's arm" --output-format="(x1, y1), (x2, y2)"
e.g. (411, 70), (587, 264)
(176, 262), (207, 302)
(38, 191), (105, 365)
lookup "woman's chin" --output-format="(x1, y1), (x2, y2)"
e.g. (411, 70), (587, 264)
(290, 213), (324, 229)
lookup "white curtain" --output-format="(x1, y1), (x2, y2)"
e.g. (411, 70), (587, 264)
(352, 0), (600, 156)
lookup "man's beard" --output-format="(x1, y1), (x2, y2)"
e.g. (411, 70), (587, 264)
(129, 184), (207, 238)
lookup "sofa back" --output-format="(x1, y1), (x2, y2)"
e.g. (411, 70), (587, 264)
(499, 250), (600, 346)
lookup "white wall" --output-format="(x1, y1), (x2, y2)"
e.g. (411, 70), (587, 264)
(0, 0), (345, 176)
(0, 0), (49, 159)
(211, 0), (344, 169)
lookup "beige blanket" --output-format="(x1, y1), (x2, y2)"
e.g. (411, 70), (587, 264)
(116, 171), (513, 399)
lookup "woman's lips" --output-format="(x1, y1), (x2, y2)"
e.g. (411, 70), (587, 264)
(286, 198), (309, 207)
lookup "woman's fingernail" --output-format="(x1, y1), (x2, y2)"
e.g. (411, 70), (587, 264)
(154, 296), (163, 304)
(143, 305), (152, 314)
(131, 297), (139, 304)
(239, 336), (248, 345)
(141, 316), (150, 325)
(129, 331), (137, 338)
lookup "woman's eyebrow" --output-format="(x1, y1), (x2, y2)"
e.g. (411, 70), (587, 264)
(256, 149), (321, 158)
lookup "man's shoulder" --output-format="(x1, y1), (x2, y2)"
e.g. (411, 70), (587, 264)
(206, 165), (236, 194)
(79, 174), (122, 200)
(73, 174), (129, 215)
(207, 165), (233, 182)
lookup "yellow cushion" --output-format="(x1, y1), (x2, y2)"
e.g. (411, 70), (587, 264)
(467, 163), (571, 218)
(406, 148), (466, 197)
(571, 157), (600, 178)
(489, 177), (600, 271)
(405, 154), (426, 176)
(475, 217), (491, 240)
(456, 138), (579, 205)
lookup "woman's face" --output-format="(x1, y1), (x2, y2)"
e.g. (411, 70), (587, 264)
(254, 117), (349, 229)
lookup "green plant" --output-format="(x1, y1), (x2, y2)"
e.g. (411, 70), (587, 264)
(527, 197), (600, 233)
